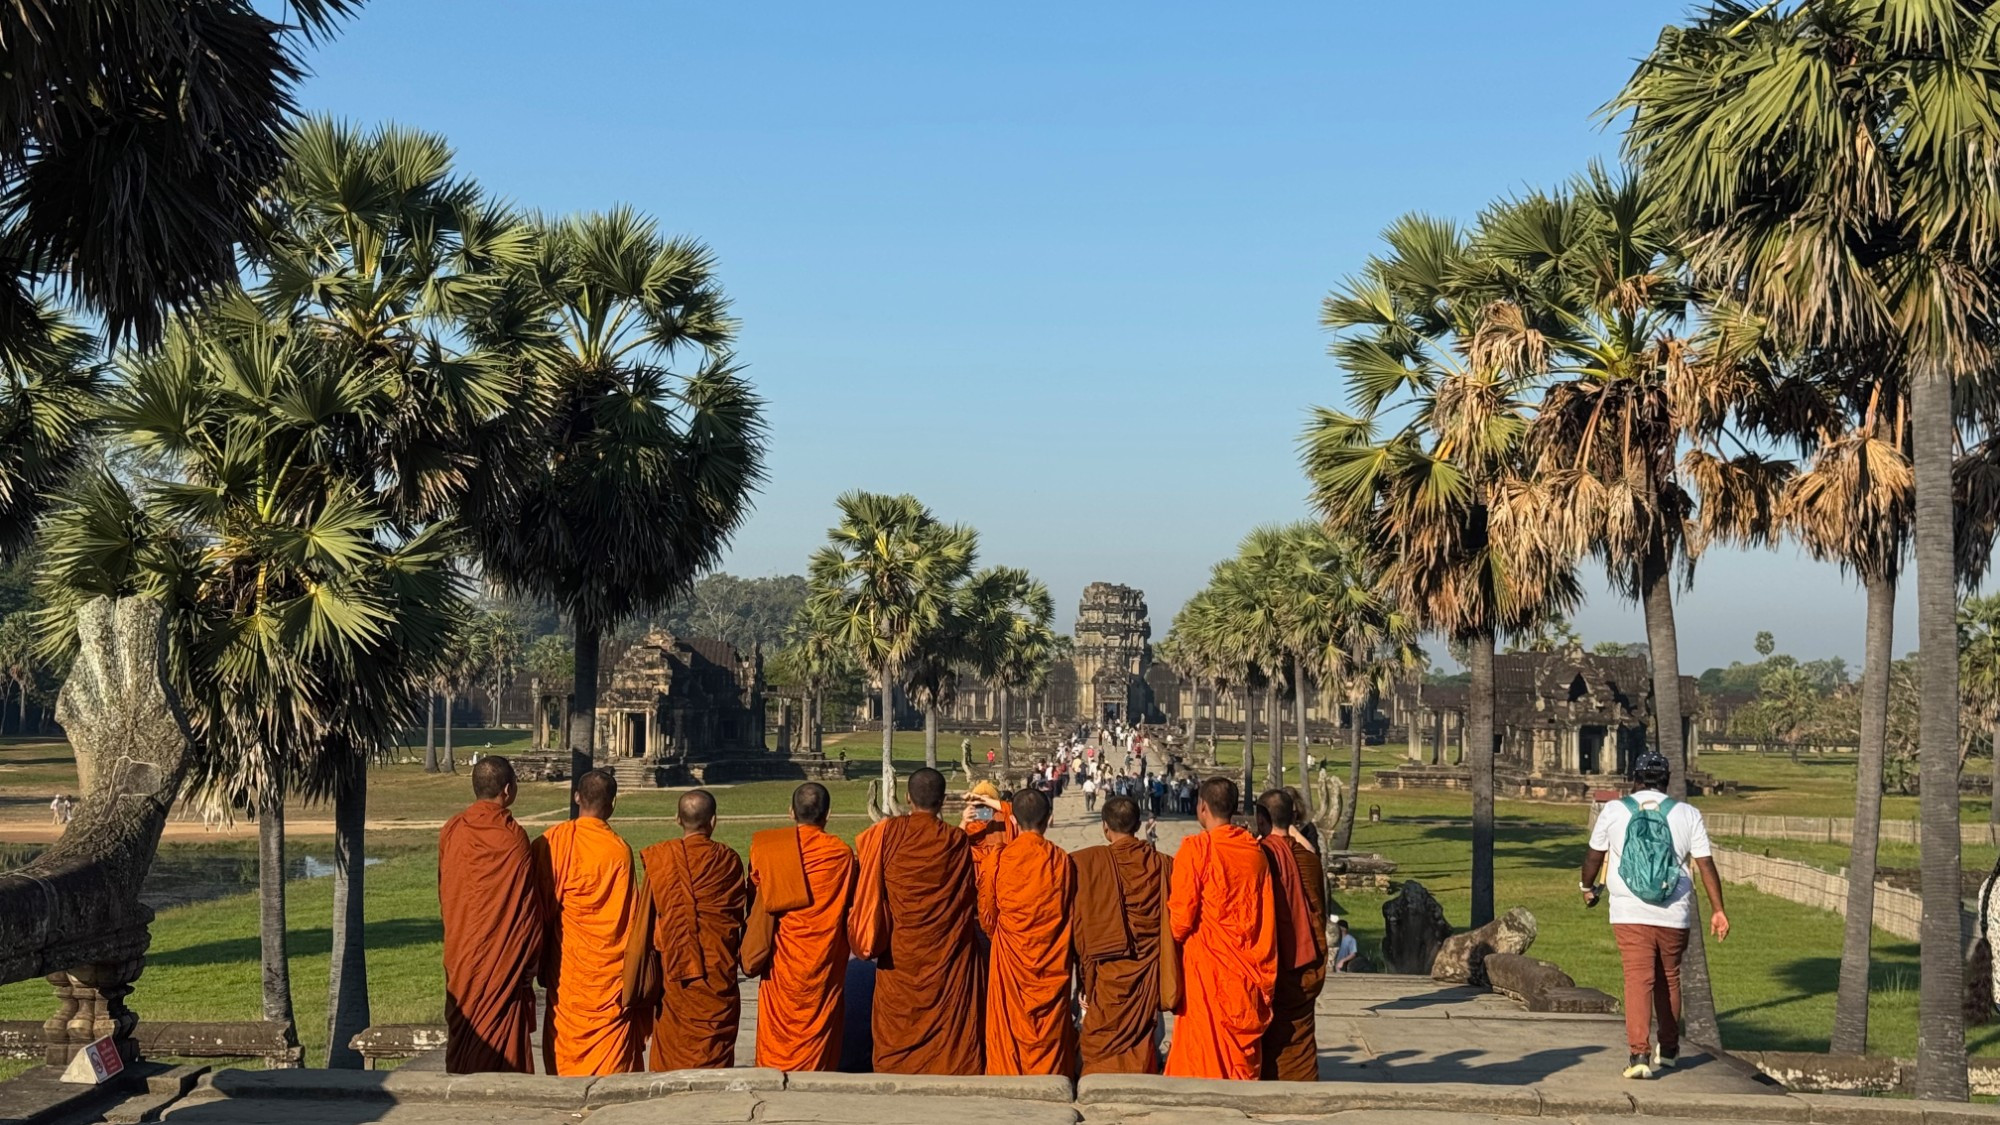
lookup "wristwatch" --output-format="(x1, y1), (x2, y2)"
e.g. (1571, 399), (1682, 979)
(1578, 882), (1594, 893)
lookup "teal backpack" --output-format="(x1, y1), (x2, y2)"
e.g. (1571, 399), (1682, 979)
(1617, 795), (1682, 906)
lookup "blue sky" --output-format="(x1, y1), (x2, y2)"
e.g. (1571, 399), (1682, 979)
(294, 1), (1897, 673)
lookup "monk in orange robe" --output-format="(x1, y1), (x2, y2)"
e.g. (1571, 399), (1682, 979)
(531, 767), (640, 1077)
(850, 767), (983, 1074)
(1072, 794), (1175, 1075)
(975, 787), (1077, 1076)
(438, 757), (542, 1074)
(961, 780), (1016, 933)
(1163, 776), (1276, 1081)
(747, 782), (856, 1072)
(625, 788), (747, 1071)
(1255, 789), (1327, 1081)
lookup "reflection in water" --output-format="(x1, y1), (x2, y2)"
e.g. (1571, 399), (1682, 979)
(0, 844), (383, 911)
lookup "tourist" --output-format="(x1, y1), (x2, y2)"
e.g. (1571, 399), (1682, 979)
(746, 782), (857, 1071)
(1082, 774), (1098, 812)
(1073, 795), (1175, 1075)
(48, 793), (62, 826)
(1330, 916), (1358, 972)
(1163, 777), (1276, 1081)
(1579, 751), (1729, 1080)
(625, 788), (747, 1070)
(437, 756), (542, 1074)
(980, 787), (1078, 1076)
(850, 767), (983, 1074)
(1254, 790), (1326, 1082)
(987, 748), (996, 765)
(531, 768), (641, 1076)
(962, 779), (1017, 932)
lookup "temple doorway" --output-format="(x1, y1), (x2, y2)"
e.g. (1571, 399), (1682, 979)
(623, 712), (647, 758)
(1102, 702), (1120, 727)
(1579, 725), (1606, 774)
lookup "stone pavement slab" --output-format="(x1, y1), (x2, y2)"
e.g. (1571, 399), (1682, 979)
(588, 1091), (1081, 1125)
(158, 1099), (578, 1124)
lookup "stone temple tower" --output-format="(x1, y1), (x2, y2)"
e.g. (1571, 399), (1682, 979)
(1072, 582), (1154, 725)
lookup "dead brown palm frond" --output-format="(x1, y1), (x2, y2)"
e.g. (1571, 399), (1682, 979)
(1685, 449), (1797, 554)
(1466, 299), (1549, 378)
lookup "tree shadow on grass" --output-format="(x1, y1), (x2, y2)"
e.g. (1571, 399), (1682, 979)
(149, 917), (441, 969)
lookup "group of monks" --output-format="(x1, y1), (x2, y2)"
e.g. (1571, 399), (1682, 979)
(436, 758), (1329, 1083)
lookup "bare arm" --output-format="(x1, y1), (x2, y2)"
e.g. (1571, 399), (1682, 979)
(1579, 847), (1606, 906)
(1694, 856), (1730, 940)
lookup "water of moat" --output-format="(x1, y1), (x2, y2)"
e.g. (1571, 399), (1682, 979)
(0, 843), (383, 911)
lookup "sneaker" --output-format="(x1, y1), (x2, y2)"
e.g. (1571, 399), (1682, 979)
(1622, 1054), (1654, 1080)
(1653, 1046), (1678, 1072)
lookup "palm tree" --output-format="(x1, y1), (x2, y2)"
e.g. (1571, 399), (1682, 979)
(964, 566), (1055, 771)
(1619, 3), (2000, 1095)
(778, 598), (853, 758)
(0, 0), (357, 344)
(0, 309), (104, 561)
(34, 305), (462, 1065)
(248, 118), (528, 1066)
(807, 492), (975, 797)
(1305, 213), (1578, 927)
(471, 209), (765, 799)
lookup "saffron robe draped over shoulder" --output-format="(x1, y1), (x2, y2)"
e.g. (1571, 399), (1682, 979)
(438, 801), (542, 1074)
(752, 825), (857, 1072)
(981, 832), (1078, 1076)
(630, 834), (747, 1071)
(531, 817), (640, 1077)
(1259, 833), (1327, 1081)
(1260, 837), (1330, 1081)
(850, 810), (983, 1075)
(1163, 824), (1276, 1081)
(1071, 838), (1173, 1075)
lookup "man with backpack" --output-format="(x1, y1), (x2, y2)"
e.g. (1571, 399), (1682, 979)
(1579, 751), (1730, 1081)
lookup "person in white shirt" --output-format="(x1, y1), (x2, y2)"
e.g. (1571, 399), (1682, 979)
(1581, 751), (1731, 1081)
(1330, 916), (1358, 972)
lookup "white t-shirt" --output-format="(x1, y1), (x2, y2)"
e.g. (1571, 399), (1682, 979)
(1334, 933), (1358, 969)
(1587, 789), (1712, 928)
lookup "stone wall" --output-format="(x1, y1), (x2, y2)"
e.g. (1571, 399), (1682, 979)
(1705, 811), (2000, 849)
(1710, 846), (1973, 944)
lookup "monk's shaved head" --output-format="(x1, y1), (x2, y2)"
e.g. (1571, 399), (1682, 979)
(472, 756), (515, 800)
(678, 788), (717, 831)
(791, 782), (830, 826)
(1258, 789), (1295, 829)
(1013, 787), (1052, 832)
(1199, 777), (1238, 820)
(575, 768), (617, 818)
(1101, 795), (1140, 835)
(908, 767), (946, 812)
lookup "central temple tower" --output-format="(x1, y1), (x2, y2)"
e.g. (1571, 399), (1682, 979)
(1071, 582), (1154, 724)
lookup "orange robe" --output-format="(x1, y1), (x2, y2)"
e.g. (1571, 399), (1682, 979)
(438, 801), (542, 1074)
(981, 832), (1077, 1076)
(631, 834), (747, 1071)
(965, 803), (1017, 933)
(531, 817), (641, 1077)
(1072, 838), (1173, 1075)
(851, 810), (983, 1074)
(752, 825), (857, 1071)
(1163, 824), (1276, 1081)
(1259, 834), (1327, 1081)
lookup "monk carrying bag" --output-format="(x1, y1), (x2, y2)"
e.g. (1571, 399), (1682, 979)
(1616, 795), (1681, 906)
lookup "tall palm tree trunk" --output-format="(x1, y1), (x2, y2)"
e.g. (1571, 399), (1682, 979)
(880, 665), (898, 797)
(443, 691), (456, 773)
(1641, 543), (1718, 1046)
(1240, 685), (1256, 814)
(424, 694), (437, 773)
(1267, 681), (1284, 793)
(1292, 659), (1312, 820)
(1912, 366), (1968, 1102)
(1833, 570), (1895, 1054)
(924, 706), (939, 770)
(1000, 684), (1013, 769)
(326, 765), (369, 1067)
(1989, 712), (1998, 827)
(567, 624), (601, 815)
(1335, 688), (1365, 851)
(1468, 630), (1496, 928)
(258, 780), (298, 1053)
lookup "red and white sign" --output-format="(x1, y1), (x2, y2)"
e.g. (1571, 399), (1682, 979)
(59, 1035), (125, 1085)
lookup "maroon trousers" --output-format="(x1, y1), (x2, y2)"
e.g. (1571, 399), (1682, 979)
(1612, 923), (1688, 1057)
